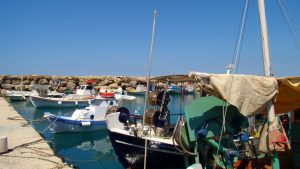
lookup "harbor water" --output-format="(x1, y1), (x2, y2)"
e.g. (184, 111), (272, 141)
(7, 94), (199, 169)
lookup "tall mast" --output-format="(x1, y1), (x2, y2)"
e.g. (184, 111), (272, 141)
(258, 0), (276, 123)
(258, 1), (279, 168)
(258, 0), (276, 121)
(258, 0), (272, 77)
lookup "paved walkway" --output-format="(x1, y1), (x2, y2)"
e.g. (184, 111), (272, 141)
(0, 98), (72, 169)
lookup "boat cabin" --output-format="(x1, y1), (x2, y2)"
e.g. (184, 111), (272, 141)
(76, 85), (94, 96)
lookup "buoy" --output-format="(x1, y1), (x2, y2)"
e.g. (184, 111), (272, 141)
(81, 121), (91, 126)
(0, 136), (8, 154)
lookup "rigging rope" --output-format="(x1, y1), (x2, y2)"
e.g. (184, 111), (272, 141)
(230, 0), (249, 74)
(277, 0), (300, 51)
(40, 117), (58, 134)
(214, 0), (249, 168)
(281, 0), (300, 31)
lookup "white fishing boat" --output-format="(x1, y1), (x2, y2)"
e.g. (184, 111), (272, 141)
(6, 76), (32, 101)
(44, 97), (118, 133)
(6, 90), (31, 101)
(30, 85), (96, 108)
(127, 84), (147, 95)
(184, 82), (195, 94)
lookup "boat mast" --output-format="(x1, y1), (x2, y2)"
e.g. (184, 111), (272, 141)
(258, 0), (279, 168)
(258, 0), (272, 77)
(258, 0), (276, 123)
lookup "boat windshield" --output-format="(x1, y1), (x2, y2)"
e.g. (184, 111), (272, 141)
(86, 86), (93, 90)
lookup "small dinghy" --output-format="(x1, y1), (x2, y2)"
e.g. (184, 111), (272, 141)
(44, 98), (118, 133)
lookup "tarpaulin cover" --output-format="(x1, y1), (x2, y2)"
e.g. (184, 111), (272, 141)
(192, 73), (300, 115)
(275, 77), (300, 113)
(207, 74), (278, 116)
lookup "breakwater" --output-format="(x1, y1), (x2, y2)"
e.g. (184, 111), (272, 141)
(0, 75), (148, 96)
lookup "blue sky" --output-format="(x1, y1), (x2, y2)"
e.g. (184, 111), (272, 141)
(0, 0), (299, 77)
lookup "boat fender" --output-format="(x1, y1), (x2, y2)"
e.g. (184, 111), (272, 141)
(75, 101), (78, 105)
(88, 99), (91, 105)
(81, 121), (91, 126)
(58, 101), (62, 105)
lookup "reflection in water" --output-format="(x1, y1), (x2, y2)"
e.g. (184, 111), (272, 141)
(51, 131), (108, 151)
(8, 93), (199, 169)
(52, 131), (118, 164)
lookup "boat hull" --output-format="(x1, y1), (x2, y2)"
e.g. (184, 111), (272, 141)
(127, 91), (146, 95)
(48, 116), (107, 133)
(30, 96), (94, 108)
(108, 130), (194, 169)
(7, 95), (27, 101)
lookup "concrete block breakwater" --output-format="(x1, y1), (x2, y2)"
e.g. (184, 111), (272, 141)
(0, 75), (147, 96)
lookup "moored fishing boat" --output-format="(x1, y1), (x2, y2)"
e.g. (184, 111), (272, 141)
(107, 111), (193, 169)
(5, 76), (32, 101)
(44, 97), (118, 133)
(6, 90), (31, 101)
(30, 85), (96, 108)
(106, 75), (197, 169)
(127, 84), (147, 95)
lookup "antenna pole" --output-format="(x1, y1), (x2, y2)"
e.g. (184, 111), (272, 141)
(142, 10), (158, 169)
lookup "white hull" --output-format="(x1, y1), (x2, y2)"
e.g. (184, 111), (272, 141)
(7, 95), (26, 101)
(6, 91), (31, 101)
(30, 96), (94, 108)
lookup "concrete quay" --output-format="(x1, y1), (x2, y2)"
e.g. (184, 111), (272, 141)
(0, 98), (72, 169)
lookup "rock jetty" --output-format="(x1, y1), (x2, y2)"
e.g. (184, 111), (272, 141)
(0, 75), (148, 96)
(0, 75), (202, 96)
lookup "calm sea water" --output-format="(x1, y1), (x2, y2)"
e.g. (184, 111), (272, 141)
(8, 94), (199, 169)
